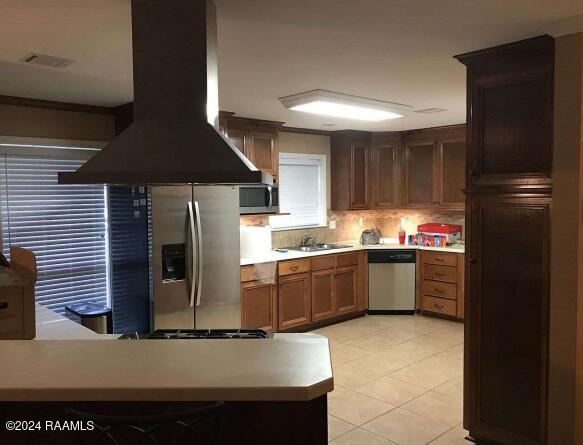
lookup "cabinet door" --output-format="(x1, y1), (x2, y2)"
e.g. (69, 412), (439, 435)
(335, 266), (357, 314)
(466, 194), (550, 444)
(241, 281), (277, 332)
(249, 131), (278, 179)
(350, 140), (370, 209)
(227, 128), (249, 157)
(311, 269), (336, 322)
(278, 273), (311, 330)
(403, 142), (438, 207)
(371, 142), (399, 208)
(440, 139), (466, 207)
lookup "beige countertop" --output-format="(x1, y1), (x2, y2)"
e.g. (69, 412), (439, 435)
(241, 239), (465, 266)
(0, 333), (333, 402)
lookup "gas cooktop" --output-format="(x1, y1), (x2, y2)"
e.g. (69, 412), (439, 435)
(126, 329), (270, 340)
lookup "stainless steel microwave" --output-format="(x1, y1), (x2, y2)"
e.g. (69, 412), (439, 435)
(239, 185), (279, 214)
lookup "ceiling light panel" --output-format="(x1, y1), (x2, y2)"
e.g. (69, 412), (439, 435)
(280, 89), (411, 122)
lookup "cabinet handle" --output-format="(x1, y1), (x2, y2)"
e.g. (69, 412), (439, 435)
(434, 258), (444, 262)
(434, 272), (445, 277)
(290, 265), (299, 271)
(0, 302), (8, 310)
(434, 288), (444, 293)
(434, 303), (445, 309)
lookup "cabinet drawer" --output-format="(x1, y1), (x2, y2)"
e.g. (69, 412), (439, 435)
(336, 252), (359, 267)
(422, 280), (457, 300)
(0, 288), (24, 335)
(422, 295), (457, 316)
(278, 259), (310, 276)
(311, 255), (336, 271)
(423, 251), (458, 267)
(423, 264), (457, 283)
(241, 263), (276, 283)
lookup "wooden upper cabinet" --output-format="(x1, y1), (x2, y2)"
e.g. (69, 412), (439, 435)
(219, 112), (283, 183)
(350, 139), (370, 209)
(401, 125), (466, 209)
(227, 128), (248, 156)
(456, 36), (554, 189)
(248, 131), (278, 178)
(403, 141), (438, 207)
(440, 139), (466, 208)
(371, 133), (400, 208)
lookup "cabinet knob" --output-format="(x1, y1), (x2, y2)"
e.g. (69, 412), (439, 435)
(434, 304), (444, 309)
(434, 272), (445, 277)
(435, 258), (444, 262)
(290, 265), (299, 271)
(434, 288), (444, 293)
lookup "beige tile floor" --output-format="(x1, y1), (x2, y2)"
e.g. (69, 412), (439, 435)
(312, 314), (469, 445)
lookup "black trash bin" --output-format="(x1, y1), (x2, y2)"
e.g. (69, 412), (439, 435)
(65, 302), (112, 334)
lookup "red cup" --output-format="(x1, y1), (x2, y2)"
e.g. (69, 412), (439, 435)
(398, 231), (406, 245)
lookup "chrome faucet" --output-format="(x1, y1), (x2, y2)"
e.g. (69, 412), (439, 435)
(300, 233), (317, 247)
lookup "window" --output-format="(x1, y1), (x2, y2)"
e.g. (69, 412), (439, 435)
(269, 153), (326, 230)
(0, 143), (110, 315)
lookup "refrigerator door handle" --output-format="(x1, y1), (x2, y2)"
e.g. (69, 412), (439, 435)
(193, 200), (203, 307)
(187, 201), (197, 307)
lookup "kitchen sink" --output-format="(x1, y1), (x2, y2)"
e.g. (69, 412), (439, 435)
(285, 243), (352, 252)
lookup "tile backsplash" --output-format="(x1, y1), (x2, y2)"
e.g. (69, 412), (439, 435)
(240, 210), (465, 249)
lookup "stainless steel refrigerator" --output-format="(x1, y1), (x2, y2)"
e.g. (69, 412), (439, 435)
(150, 185), (240, 329)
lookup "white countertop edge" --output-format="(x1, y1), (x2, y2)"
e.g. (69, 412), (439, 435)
(241, 240), (464, 266)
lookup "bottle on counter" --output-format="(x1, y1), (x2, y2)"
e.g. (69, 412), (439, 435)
(398, 217), (407, 245)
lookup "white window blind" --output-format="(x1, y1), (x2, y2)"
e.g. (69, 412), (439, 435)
(270, 153), (326, 230)
(0, 151), (109, 315)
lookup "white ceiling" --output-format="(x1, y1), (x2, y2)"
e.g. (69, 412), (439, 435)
(0, 0), (581, 131)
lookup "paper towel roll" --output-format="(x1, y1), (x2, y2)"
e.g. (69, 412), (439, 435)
(240, 226), (272, 258)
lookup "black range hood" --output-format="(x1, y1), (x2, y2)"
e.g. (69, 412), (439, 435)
(58, 0), (269, 185)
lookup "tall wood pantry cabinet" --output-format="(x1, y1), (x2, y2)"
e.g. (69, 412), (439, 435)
(455, 35), (554, 445)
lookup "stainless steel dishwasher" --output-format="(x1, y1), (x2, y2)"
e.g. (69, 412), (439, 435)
(368, 250), (416, 314)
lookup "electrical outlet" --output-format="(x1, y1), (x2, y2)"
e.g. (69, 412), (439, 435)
(329, 219), (336, 229)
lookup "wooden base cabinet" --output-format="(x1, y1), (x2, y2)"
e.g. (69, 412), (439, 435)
(240, 264), (277, 332)
(278, 273), (311, 330)
(417, 250), (464, 320)
(311, 269), (336, 322)
(335, 266), (358, 315)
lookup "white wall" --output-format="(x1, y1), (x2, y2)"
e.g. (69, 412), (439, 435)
(278, 131), (331, 209)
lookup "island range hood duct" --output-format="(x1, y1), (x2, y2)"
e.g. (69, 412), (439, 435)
(58, 0), (268, 185)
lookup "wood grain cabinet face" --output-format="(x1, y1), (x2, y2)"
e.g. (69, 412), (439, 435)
(468, 196), (550, 444)
(403, 142), (438, 207)
(227, 128), (248, 157)
(440, 140), (466, 207)
(278, 273), (311, 330)
(335, 266), (357, 314)
(311, 269), (336, 322)
(371, 140), (399, 208)
(249, 131), (278, 178)
(350, 140), (370, 209)
(241, 281), (277, 332)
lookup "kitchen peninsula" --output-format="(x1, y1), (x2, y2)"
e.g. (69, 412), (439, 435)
(0, 333), (333, 444)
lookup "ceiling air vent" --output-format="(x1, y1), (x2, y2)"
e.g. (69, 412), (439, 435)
(414, 107), (447, 114)
(20, 53), (74, 69)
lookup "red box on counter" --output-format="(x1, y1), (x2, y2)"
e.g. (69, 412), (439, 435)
(417, 223), (462, 244)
